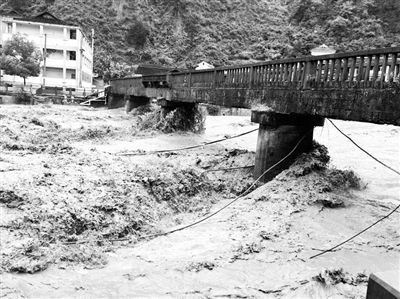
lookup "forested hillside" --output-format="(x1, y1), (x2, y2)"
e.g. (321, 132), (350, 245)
(1, 0), (399, 80)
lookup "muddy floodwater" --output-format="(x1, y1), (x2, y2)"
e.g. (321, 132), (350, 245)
(0, 105), (399, 298)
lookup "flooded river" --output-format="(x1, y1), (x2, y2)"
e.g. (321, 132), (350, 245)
(1, 111), (399, 299)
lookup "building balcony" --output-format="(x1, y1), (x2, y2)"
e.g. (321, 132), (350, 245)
(45, 38), (79, 51)
(82, 64), (93, 74)
(43, 59), (78, 69)
(42, 77), (78, 88)
(2, 33), (79, 51)
(44, 59), (61, 68)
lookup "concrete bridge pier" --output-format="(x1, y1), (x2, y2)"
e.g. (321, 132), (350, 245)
(251, 111), (324, 182)
(125, 96), (151, 113)
(157, 98), (196, 110)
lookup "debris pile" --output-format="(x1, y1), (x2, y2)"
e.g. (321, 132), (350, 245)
(135, 104), (205, 133)
(0, 111), (117, 154)
(0, 191), (25, 208)
(0, 148), (254, 273)
(186, 261), (215, 272)
(313, 268), (368, 286)
(250, 142), (362, 207)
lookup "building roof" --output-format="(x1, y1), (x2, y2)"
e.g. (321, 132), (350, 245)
(0, 8), (22, 17)
(195, 61), (214, 70)
(136, 64), (179, 75)
(12, 11), (77, 26)
(311, 44), (336, 56)
(197, 61), (213, 67)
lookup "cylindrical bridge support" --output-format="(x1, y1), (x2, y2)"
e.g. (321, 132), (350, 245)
(252, 110), (324, 182)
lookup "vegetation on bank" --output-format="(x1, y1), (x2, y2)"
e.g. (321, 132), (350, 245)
(1, 0), (399, 79)
(0, 34), (43, 85)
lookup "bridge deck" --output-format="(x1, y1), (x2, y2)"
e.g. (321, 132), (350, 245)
(111, 47), (400, 125)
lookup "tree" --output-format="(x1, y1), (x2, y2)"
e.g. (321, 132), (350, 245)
(7, 0), (31, 12)
(126, 20), (150, 49)
(287, 0), (390, 55)
(94, 49), (136, 83)
(0, 34), (43, 86)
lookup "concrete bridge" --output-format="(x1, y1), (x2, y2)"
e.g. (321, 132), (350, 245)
(110, 47), (400, 181)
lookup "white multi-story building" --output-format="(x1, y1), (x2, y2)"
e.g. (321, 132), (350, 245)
(0, 11), (93, 91)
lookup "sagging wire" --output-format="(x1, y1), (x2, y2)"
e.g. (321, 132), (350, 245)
(327, 118), (400, 176)
(310, 203), (400, 259)
(64, 130), (311, 246)
(135, 130), (311, 240)
(116, 128), (259, 156)
(309, 118), (400, 259)
(202, 165), (254, 174)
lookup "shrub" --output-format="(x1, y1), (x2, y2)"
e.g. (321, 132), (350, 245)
(15, 90), (33, 105)
(206, 104), (220, 116)
(126, 21), (150, 49)
(137, 104), (206, 133)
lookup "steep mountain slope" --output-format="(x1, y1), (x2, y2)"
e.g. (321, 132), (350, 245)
(1, 0), (399, 79)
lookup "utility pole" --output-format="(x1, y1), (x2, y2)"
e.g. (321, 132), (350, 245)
(91, 28), (94, 59)
(91, 29), (94, 88)
(79, 36), (83, 88)
(91, 28), (94, 84)
(43, 33), (47, 89)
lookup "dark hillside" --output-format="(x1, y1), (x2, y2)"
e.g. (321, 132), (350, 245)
(1, 0), (399, 80)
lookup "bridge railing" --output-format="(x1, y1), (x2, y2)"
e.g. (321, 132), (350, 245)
(167, 47), (400, 90)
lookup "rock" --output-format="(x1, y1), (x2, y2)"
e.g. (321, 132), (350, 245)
(0, 190), (25, 208)
(314, 195), (345, 208)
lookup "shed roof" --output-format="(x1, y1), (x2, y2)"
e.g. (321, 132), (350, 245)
(12, 11), (76, 26)
(136, 64), (179, 75)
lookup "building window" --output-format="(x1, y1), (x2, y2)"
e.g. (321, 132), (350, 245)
(70, 29), (76, 39)
(46, 49), (57, 55)
(68, 51), (76, 61)
(7, 23), (12, 33)
(45, 67), (63, 79)
(67, 69), (76, 80)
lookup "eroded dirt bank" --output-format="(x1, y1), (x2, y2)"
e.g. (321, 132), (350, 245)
(0, 105), (399, 299)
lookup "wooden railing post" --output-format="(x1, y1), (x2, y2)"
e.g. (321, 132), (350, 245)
(349, 57), (356, 85)
(371, 55), (380, 87)
(302, 61), (311, 89)
(389, 53), (398, 82)
(213, 70), (217, 89)
(364, 55), (372, 87)
(249, 66), (254, 89)
(341, 58), (349, 84)
(380, 54), (388, 88)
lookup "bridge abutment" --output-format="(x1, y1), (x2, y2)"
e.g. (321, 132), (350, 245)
(251, 111), (324, 182)
(157, 98), (196, 110)
(107, 93), (126, 109)
(125, 96), (151, 113)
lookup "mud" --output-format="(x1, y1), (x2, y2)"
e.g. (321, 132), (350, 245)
(0, 105), (255, 273)
(0, 191), (24, 208)
(0, 105), (399, 298)
(312, 268), (368, 286)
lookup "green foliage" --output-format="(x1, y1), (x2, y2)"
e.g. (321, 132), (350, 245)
(7, 0), (31, 11)
(369, 0), (400, 34)
(287, 0), (395, 54)
(137, 104), (205, 133)
(126, 20), (150, 49)
(15, 89), (33, 104)
(1, 0), (398, 79)
(0, 34), (43, 85)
